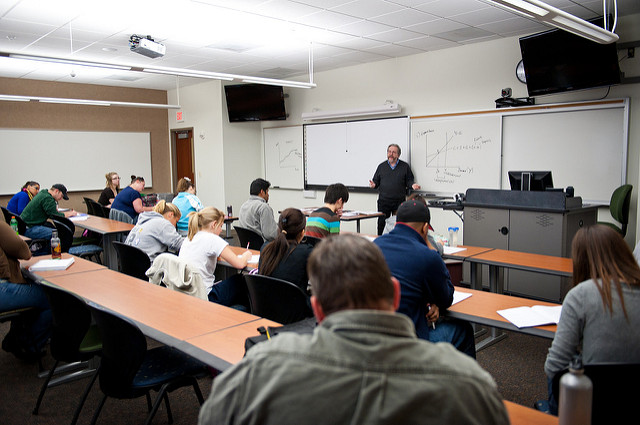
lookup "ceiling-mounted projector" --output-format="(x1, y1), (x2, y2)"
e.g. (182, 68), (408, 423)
(129, 35), (165, 58)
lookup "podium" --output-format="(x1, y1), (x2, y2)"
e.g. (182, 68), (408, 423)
(463, 189), (597, 301)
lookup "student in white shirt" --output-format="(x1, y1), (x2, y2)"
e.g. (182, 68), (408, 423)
(179, 207), (252, 307)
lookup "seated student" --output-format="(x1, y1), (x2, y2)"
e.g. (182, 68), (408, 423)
(172, 177), (203, 236)
(237, 178), (277, 242)
(97, 172), (120, 207)
(305, 183), (349, 239)
(124, 200), (184, 262)
(110, 175), (153, 222)
(179, 207), (252, 306)
(0, 221), (51, 361)
(20, 184), (77, 255)
(6, 181), (40, 215)
(374, 200), (476, 358)
(259, 208), (314, 294)
(198, 235), (509, 425)
(383, 194), (443, 256)
(540, 225), (640, 414)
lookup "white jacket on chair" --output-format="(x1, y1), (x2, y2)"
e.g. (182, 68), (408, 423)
(146, 253), (207, 300)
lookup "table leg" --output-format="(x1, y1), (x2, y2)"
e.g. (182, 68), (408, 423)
(356, 219), (361, 233)
(489, 265), (503, 294)
(474, 264), (507, 351)
(469, 261), (481, 290)
(225, 221), (232, 239)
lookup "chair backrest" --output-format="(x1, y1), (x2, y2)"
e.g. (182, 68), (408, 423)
(109, 208), (133, 224)
(112, 241), (151, 281)
(609, 184), (632, 235)
(234, 226), (264, 250)
(84, 197), (106, 217)
(552, 362), (640, 425)
(303, 236), (322, 247)
(88, 303), (147, 398)
(1, 206), (27, 234)
(1, 205), (15, 224)
(51, 218), (75, 253)
(145, 253), (207, 300)
(244, 274), (313, 324)
(40, 282), (94, 362)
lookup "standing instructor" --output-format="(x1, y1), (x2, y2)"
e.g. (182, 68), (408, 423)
(369, 144), (420, 235)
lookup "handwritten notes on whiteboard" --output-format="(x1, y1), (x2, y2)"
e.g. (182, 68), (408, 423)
(410, 114), (501, 194)
(264, 126), (304, 189)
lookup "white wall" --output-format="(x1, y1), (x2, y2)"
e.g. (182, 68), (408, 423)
(171, 13), (640, 244)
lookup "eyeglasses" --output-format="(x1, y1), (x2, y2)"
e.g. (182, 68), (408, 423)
(112, 177), (120, 180)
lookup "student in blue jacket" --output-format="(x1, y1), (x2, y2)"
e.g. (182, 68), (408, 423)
(6, 181), (40, 215)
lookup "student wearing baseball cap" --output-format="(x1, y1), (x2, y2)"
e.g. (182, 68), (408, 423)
(374, 199), (475, 357)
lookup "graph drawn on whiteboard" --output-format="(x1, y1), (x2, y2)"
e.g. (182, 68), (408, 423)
(411, 114), (501, 194)
(264, 126), (303, 189)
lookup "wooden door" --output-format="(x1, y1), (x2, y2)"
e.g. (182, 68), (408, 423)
(175, 130), (194, 185)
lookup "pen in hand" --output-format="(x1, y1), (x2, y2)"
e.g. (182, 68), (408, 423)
(428, 304), (436, 330)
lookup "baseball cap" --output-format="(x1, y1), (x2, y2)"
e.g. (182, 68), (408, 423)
(396, 200), (433, 230)
(52, 184), (69, 200)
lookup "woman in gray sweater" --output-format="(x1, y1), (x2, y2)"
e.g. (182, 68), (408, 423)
(542, 224), (640, 413)
(124, 200), (184, 262)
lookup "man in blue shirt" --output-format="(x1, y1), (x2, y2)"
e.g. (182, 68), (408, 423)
(374, 199), (475, 357)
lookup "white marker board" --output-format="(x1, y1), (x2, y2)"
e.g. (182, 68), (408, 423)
(264, 126), (304, 189)
(0, 129), (152, 195)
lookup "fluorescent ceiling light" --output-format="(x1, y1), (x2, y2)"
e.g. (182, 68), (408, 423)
(0, 94), (181, 109)
(8, 53), (131, 71)
(302, 104), (401, 121)
(242, 77), (316, 89)
(143, 66), (234, 81)
(483, 0), (619, 44)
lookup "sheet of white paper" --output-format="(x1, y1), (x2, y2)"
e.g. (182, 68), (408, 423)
(69, 214), (89, 221)
(29, 257), (75, 271)
(497, 305), (562, 328)
(452, 290), (473, 305)
(239, 254), (260, 263)
(443, 246), (466, 255)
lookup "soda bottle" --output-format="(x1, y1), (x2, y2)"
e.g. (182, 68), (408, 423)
(10, 216), (19, 235)
(51, 230), (62, 259)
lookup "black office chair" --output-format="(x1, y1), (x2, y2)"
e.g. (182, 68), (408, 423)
(34, 282), (102, 425)
(88, 303), (206, 425)
(52, 217), (103, 264)
(111, 241), (151, 281)
(2, 205), (25, 233)
(1, 205), (17, 224)
(234, 226), (264, 250)
(244, 274), (313, 324)
(303, 236), (322, 247)
(597, 184), (632, 237)
(83, 197), (106, 218)
(552, 362), (640, 424)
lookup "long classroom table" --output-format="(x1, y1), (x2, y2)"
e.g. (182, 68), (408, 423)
(22, 254), (557, 425)
(71, 214), (134, 270)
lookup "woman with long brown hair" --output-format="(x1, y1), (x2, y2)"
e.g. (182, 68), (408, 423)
(97, 172), (120, 207)
(542, 224), (640, 413)
(259, 208), (314, 294)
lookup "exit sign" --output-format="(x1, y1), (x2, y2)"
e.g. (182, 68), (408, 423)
(176, 111), (184, 122)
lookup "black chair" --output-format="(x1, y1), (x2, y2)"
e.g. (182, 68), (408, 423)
(2, 205), (26, 234)
(303, 236), (322, 247)
(88, 303), (206, 425)
(552, 362), (640, 424)
(1, 205), (17, 224)
(111, 241), (151, 281)
(34, 282), (102, 425)
(244, 274), (313, 324)
(52, 217), (103, 264)
(234, 226), (264, 250)
(83, 197), (105, 218)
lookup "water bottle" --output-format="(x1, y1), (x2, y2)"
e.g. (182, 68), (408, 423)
(51, 230), (62, 259)
(559, 358), (592, 425)
(448, 227), (459, 247)
(10, 216), (19, 235)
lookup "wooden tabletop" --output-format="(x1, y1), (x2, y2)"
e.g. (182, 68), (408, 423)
(447, 287), (558, 338)
(468, 249), (573, 276)
(442, 245), (495, 260)
(505, 401), (557, 425)
(226, 246), (260, 270)
(72, 214), (134, 234)
(21, 253), (106, 278)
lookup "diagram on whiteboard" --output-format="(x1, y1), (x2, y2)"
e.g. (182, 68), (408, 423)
(277, 139), (302, 170)
(411, 115), (501, 193)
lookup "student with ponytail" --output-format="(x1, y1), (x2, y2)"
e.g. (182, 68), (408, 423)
(179, 207), (252, 307)
(124, 200), (184, 261)
(259, 208), (314, 294)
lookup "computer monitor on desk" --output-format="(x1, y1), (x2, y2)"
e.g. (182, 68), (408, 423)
(508, 171), (553, 191)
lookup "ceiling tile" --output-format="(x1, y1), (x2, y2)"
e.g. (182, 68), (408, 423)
(332, 0), (404, 18)
(370, 8), (439, 27)
(415, 0), (489, 18)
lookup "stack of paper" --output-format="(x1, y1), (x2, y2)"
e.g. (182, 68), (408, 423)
(497, 305), (562, 328)
(29, 257), (75, 271)
(443, 246), (467, 255)
(69, 214), (89, 222)
(452, 290), (473, 305)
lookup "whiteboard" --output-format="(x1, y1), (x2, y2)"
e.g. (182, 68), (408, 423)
(411, 114), (502, 194)
(304, 117), (409, 189)
(0, 129), (151, 195)
(264, 126), (303, 189)
(502, 106), (627, 203)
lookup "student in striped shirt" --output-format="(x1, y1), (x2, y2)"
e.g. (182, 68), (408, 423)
(305, 183), (349, 239)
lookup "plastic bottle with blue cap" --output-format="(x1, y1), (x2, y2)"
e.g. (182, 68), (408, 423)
(447, 227), (459, 247)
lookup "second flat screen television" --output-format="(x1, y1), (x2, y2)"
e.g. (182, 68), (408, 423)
(224, 84), (286, 122)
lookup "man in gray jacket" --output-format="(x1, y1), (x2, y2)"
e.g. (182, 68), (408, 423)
(199, 234), (509, 425)
(237, 178), (278, 242)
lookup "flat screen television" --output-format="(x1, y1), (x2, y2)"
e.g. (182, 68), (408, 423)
(519, 18), (620, 97)
(224, 84), (286, 122)
(508, 171), (554, 191)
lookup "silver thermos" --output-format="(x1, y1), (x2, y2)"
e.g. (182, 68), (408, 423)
(559, 357), (593, 425)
